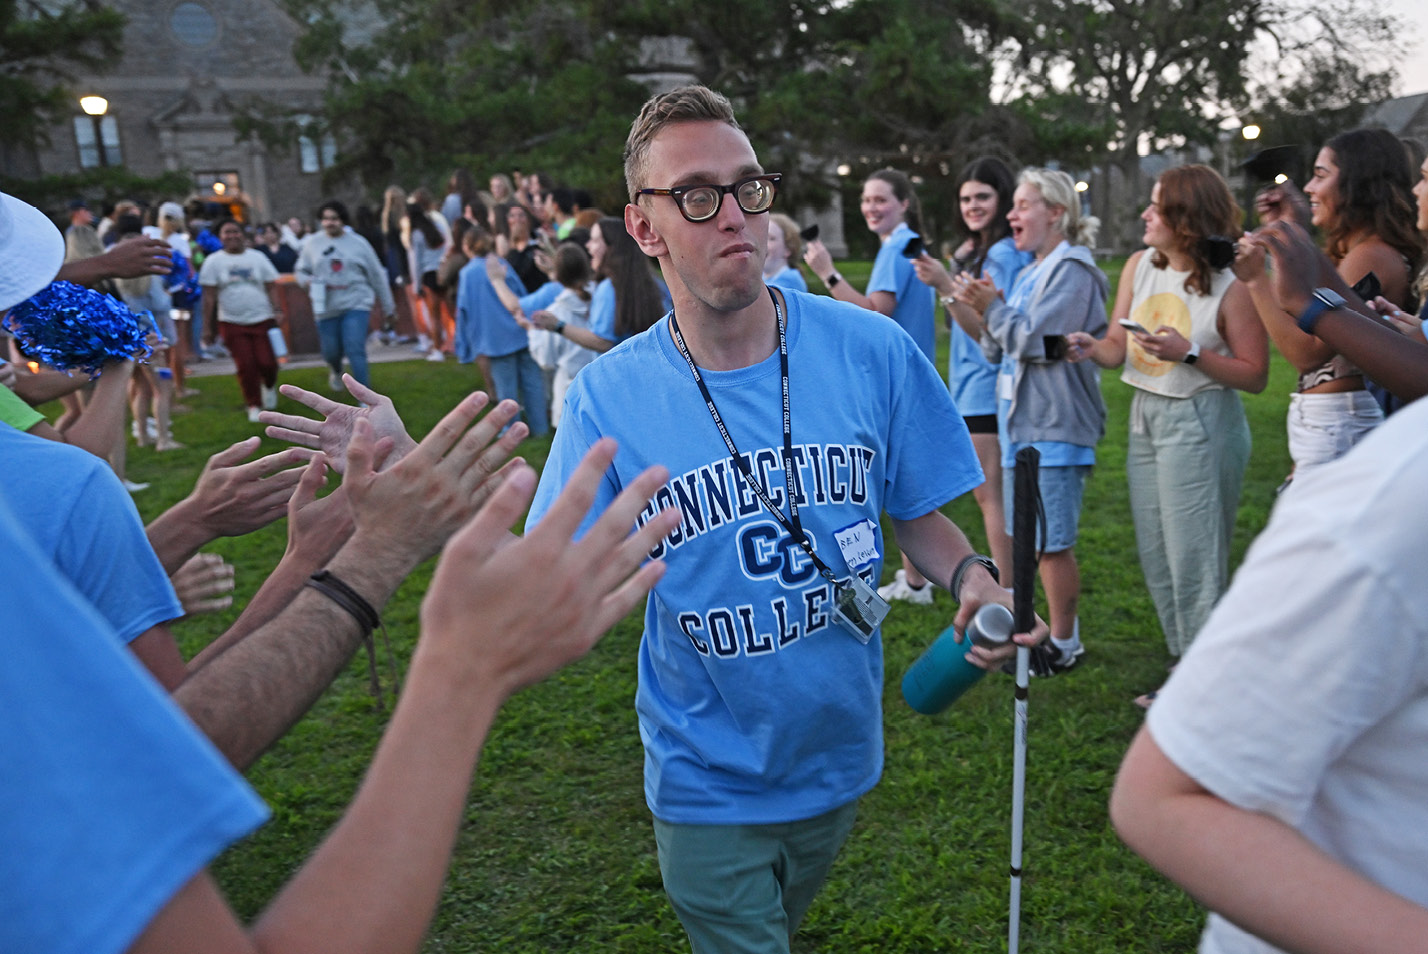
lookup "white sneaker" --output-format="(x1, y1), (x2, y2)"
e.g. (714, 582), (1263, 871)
(261, 384), (278, 409)
(246, 406), (262, 423)
(877, 568), (934, 605)
(425, 349), (446, 362)
(328, 371), (343, 392)
(413, 334), (432, 354)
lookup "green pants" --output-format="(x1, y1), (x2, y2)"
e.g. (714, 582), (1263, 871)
(653, 800), (860, 954)
(1126, 387), (1250, 656)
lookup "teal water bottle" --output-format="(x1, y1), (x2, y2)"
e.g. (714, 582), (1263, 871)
(902, 603), (1014, 714)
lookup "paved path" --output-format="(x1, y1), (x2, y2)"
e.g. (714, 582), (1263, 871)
(186, 340), (447, 378)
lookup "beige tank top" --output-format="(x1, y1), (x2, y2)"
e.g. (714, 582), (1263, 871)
(1120, 260), (1233, 399)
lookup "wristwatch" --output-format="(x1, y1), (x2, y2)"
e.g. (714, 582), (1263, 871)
(1296, 287), (1346, 334)
(554, 320), (567, 335)
(825, 273), (842, 289)
(1182, 341), (1201, 365)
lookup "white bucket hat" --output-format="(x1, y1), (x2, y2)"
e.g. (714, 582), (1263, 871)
(0, 191), (65, 312)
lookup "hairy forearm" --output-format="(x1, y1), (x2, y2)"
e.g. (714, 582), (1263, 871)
(173, 532), (418, 770)
(188, 552), (315, 673)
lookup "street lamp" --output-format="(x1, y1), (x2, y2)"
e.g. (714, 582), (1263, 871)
(1240, 124), (1262, 227)
(79, 95), (110, 167)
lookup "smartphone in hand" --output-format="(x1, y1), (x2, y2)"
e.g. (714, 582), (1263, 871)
(1119, 318), (1152, 335)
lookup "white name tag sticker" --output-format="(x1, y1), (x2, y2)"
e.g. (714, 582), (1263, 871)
(834, 518), (880, 571)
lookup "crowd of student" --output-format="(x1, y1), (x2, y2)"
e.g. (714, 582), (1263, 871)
(3, 85), (1428, 954)
(808, 133), (1427, 706)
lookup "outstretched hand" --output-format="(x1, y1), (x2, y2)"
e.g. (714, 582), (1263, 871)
(171, 552), (235, 617)
(184, 436), (319, 538)
(419, 437), (681, 701)
(341, 392), (528, 566)
(283, 454), (358, 571)
(260, 374), (418, 474)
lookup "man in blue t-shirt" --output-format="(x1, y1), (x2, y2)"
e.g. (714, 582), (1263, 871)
(527, 86), (1044, 954)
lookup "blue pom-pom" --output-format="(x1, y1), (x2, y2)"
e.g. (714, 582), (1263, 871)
(3, 281), (153, 378)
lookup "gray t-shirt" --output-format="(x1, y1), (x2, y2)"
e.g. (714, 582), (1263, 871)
(198, 248), (277, 325)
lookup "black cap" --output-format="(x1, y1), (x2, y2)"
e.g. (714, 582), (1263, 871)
(1240, 145), (1305, 185)
(67, 198), (89, 211)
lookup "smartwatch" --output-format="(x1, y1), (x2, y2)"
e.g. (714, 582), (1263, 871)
(554, 320), (567, 335)
(1296, 287), (1346, 334)
(1182, 341), (1201, 365)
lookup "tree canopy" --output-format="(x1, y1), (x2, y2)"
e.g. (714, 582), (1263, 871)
(268, 0), (1403, 250)
(0, 0), (125, 151)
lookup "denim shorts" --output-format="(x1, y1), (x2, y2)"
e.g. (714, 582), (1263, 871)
(1002, 463), (1090, 552)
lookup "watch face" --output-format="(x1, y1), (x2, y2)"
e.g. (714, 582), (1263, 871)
(1313, 288), (1346, 310)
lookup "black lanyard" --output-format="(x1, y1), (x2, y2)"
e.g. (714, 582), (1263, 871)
(668, 288), (838, 584)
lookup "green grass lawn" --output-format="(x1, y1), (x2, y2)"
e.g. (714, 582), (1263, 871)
(126, 261), (1296, 952)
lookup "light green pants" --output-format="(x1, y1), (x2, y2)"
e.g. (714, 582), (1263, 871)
(1126, 387), (1251, 656)
(653, 800), (860, 954)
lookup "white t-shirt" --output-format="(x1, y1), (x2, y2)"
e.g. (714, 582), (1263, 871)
(198, 248), (278, 325)
(1147, 397), (1428, 954)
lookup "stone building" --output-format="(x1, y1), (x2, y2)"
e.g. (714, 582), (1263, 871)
(7, 0), (346, 223)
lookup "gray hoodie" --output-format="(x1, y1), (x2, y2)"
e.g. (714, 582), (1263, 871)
(981, 241), (1108, 449)
(295, 229), (396, 320)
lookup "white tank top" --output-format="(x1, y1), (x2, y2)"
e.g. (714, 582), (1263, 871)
(1120, 259), (1233, 398)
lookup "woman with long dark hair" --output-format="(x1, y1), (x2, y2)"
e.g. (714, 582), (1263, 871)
(1067, 165), (1268, 701)
(1248, 127), (1422, 477)
(528, 217), (664, 354)
(913, 156), (1030, 584)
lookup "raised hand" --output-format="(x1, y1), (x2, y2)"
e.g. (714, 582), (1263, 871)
(911, 252), (955, 297)
(181, 437), (319, 538)
(419, 437), (681, 701)
(171, 552), (236, 617)
(341, 392), (528, 566)
(260, 374), (419, 474)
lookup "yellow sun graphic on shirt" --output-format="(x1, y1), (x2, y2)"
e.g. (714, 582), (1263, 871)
(1128, 292), (1192, 377)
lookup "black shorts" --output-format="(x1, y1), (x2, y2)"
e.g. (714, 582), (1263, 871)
(964, 413), (998, 435)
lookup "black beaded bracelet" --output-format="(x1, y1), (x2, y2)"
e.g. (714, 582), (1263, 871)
(950, 554), (999, 603)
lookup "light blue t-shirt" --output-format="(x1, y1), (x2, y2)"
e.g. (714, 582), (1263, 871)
(997, 245), (1096, 469)
(528, 289), (982, 825)
(0, 498), (267, 954)
(766, 265), (808, 294)
(589, 275), (675, 345)
(588, 277), (619, 344)
(867, 223), (936, 365)
(454, 255), (529, 360)
(949, 237), (1032, 416)
(0, 423), (181, 643)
